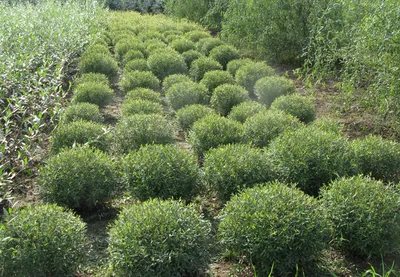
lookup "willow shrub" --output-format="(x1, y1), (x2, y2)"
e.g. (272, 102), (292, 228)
(176, 104), (216, 131)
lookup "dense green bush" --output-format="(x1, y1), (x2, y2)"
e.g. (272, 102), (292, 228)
(226, 58), (253, 77)
(196, 37), (224, 55)
(139, 30), (166, 43)
(123, 58), (150, 72)
(78, 52), (119, 81)
(111, 114), (175, 154)
(310, 117), (342, 134)
(145, 40), (169, 56)
(164, 0), (209, 23)
(209, 44), (240, 69)
(189, 56), (223, 81)
(119, 70), (160, 93)
(122, 144), (199, 201)
(200, 70), (234, 92)
(106, 0), (165, 13)
(203, 144), (271, 202)
(107, 199), (212, 277)
(254, 76), (296, 106)
(166, 81), (209, 110)
(210, 84), (249, 116)
(176, 104), (216, 131)
(85, 44), (110, 56)
(162, 73), (192, 92)
(122, 99), (164, 116)
(51, 120), (109, 153)
(218, 182), (331, 275)
(235, 62), (275, 95)
(181, 49), (203, 67)
(243, 110), (302, 148)
(184, 30), (211, 42)
(115, 38), (145, 60)
(270, 94), (316, 123)
(74, 72), (110, 87)
(321, 175), (400, 257)
(147, 51), (188, 80)
(121, 49), (145, 66)
(170, 38), (196, 53)
(351, 135), (400, 183)
(73, 82), (114, 107)
(0, 204), (87, 277)
(227, 101), (267, 123)
(267, 126), (357, 195)
(189, 114), (243, 156)
(38, 147), (120, 210)
(61, 102), (103, 124)
(125, 87), (161, 103)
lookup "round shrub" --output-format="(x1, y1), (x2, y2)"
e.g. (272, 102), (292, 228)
(176, 104), (216, 131)
(51, 120), (108, 153)
(75, 72), (109, 87)
(145, 40), (169, 56)
(227, 101), (267, 123)
(310, 117), (343, 134)
(196, 37), (224, 55)
(85, 44), (110, 55)
(200, 70), (234, 92)
(122, 144), (199, 201)
(254, 76), (296, 106)
(209, 44), (240, 69)
(124, 58), (150, 72)
(119, 70), (160, 93)
(122, 99), (164, 116)
(38, 147), (119, 210)
(218, 182), (330, 275)
(166, 81), (209, 110)
(111, 114), (175, 154)
(115, 38), (145, 60)
(0, 204), (87, 276)
(181, 49), (203, 67)
(235, 61), (275, 95)
(271, 94), (316, 123)
(242, 110), (302, 148)
(170, 38), (196, 53)
(162, 74), (192, 92)
(189, 56), (223, 81)
(226, 58), (253, 77)
(121, 49), (145, 66)
(107, 199), (212, 277)
(62, 102), (103, 124)
(185, 30), (211, 42)
(138, 30), (165, 42)
(78, 52), (118, 81)
(189, 114), (243, 156)
(73, 82), (114, 107)
(210, 84), (249, 116)
(351, 135), (400, 183)
(147, 51), (188, 80)
(203, 144), (271, 202)
(165, 34), (181, 44)
(267, 126), (357, 196)
(321, 175), (400, 256)
(125, 88), (161, 103)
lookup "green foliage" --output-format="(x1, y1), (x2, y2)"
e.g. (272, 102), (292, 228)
(145, 40), (169, 56)
(78, 51), (119, 81)
(121, 49), (145, 66)
(226, 58), (253, 77)
(209, 44), (240, 69)
(351, 135), (400, 183)
(51, 120), (108, 153)
(176, 104), (216, 131)
(203, 144), (271, 202)
(243, 110), (302, 148)
(310, 117), (343, 134)
(122, 99), (164, 116)
(170, 38), (196, 53)
(124, 58), (150, 72)
(147, 51), (188, 80)
(139, 30), (166, 42)
(196, 37), (224, 55)
(166, 81), (209, 110)
(73, 82), (114, 107)
(184, 30), (212, 42)
(218, 182), (331, 275)
(75, 72), (110, 87)
(122, 144), (199, 201)
(119, 70), (160, 93)
(181, 49), (203, 67)
(0, 204), (87, 277)
(267, 126), (357, 195)
(189, 56), (223, 81)
(270, 94), (316, 123)
(235, 62), (275, 95)
(38, 147), (120, 210)
(227, 101), (267, 123)
(61, 102), (103, 124)
(85, 43), (110, 55)
(321, 175), (400, 257)
(200, 70), (234, 92)
(162, 74), (192, 92)
(189, 114), (243, 156)
(111, 114), (175, 154)
(107, 199), (212, 277)
(254, 76), (296, 106)
(164, 0), (210, 23)
(106, 0), (165, 13)
(210, 84), (249, 116)
(125, 87), (161, 103)
(115, 38), (145, 60)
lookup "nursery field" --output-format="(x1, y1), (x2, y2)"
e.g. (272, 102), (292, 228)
(1, 1), (400, 277)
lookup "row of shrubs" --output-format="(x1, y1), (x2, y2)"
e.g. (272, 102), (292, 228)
(2, 175), (399, 276)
